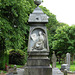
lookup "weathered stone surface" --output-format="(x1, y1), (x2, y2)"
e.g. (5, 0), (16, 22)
(24, 1), (52, 75)
(6, 72), (13, 75)
(51, 51), (57, 68)
(66, 53), (70, 71)
(60, 64), (69, 71)
(24, 66), (52, 75)
(28, 26), (49, 52)
(27, 59), (50, 66)
(28, 7), (48, 23)
(52, 68), (64, 75)
(17, 68), (24, 75)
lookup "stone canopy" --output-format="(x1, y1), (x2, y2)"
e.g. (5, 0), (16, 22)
(28, 6), (48, 24)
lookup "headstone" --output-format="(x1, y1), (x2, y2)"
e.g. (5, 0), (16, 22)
(51, 51), (57, 68)
(60, 64), (69, 71)
(24, 0), (52, 75)
(66, 53), (70, 71)
(60, 53), (70, 71)
(13, 65), (17, 75)
(52, 68), (64, 75)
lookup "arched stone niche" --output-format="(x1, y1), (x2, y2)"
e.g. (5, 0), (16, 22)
(28, 26), (49, 52)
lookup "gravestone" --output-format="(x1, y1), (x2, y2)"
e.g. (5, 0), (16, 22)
(60, 53), (70, 71)
(60, 64), (69, 71)
(13, 65), (17, 75)
(52, 51), (57, 68)
(66, 53), (70, 70)
(24, 0), (52, 75)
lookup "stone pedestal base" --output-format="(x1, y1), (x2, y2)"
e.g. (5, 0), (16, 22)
(24, 66), (52, 75)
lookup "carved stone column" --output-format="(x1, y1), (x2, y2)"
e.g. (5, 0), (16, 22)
(24, 1), (52, 75)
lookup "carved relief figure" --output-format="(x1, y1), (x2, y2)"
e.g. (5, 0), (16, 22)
(31, 31), (46, 50)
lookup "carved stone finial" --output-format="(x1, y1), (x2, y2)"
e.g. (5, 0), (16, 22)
(34, 0), (42, 6)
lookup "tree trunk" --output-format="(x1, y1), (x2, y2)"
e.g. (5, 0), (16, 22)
(71, 54), (74, 64)
(58, 57), (61, 64)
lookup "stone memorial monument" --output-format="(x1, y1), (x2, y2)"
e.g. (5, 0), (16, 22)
(24, 0), (52, 75)
(66, 53), (70, 70)
(52, 51), (57, 68)
(60, 53), (70, 71)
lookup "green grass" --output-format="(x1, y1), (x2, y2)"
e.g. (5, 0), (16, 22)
(9, 64), (24, 68)
(56, 62), (61, 69)
(70, 61), (75, 71)
(56, 61), (75, 71)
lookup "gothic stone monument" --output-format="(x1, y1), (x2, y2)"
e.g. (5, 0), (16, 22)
(24, 0), (52, 75)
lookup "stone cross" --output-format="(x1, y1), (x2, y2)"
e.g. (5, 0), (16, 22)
(52, 51), (57, 68)
(66, 53), (70, 70)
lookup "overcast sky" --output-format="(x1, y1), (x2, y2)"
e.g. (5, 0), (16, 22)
(41, 0), (75, 26)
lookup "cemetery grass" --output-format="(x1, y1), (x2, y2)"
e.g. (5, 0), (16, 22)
(9, 64), (24, 68)
(56, 61), (75, 71)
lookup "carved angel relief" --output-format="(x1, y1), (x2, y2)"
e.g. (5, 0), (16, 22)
(30, 31), (47, 51)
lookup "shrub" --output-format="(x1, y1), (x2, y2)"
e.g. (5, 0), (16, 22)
(9, 49), (26, 65)
(0, 49), (9, 70)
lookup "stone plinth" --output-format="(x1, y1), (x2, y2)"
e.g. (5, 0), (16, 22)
(24, 51), (52, 75)
(24, 66), (52, 75)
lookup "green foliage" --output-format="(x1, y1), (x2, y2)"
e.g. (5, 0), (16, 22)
(56, 61), (75, 71)
(52, 25), (75, 56)
(0, 0), (35, 69)
(39, 6), (66, 56)
(9, 49), (27, 65)
(0, 0), (34, 50)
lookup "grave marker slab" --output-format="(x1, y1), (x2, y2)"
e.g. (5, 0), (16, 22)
(66, 53), (70, 71)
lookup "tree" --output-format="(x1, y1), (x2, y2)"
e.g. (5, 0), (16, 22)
(39, 6), (69, 57)
(39, 6), (58, 56)
(0, 0), (35, 69)
(52, 25), (75, 63)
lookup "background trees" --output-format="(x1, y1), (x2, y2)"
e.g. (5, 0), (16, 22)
(0, 0), (35, 69)
(0, 0), (75, 69)
(52, 25), (75, 63)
